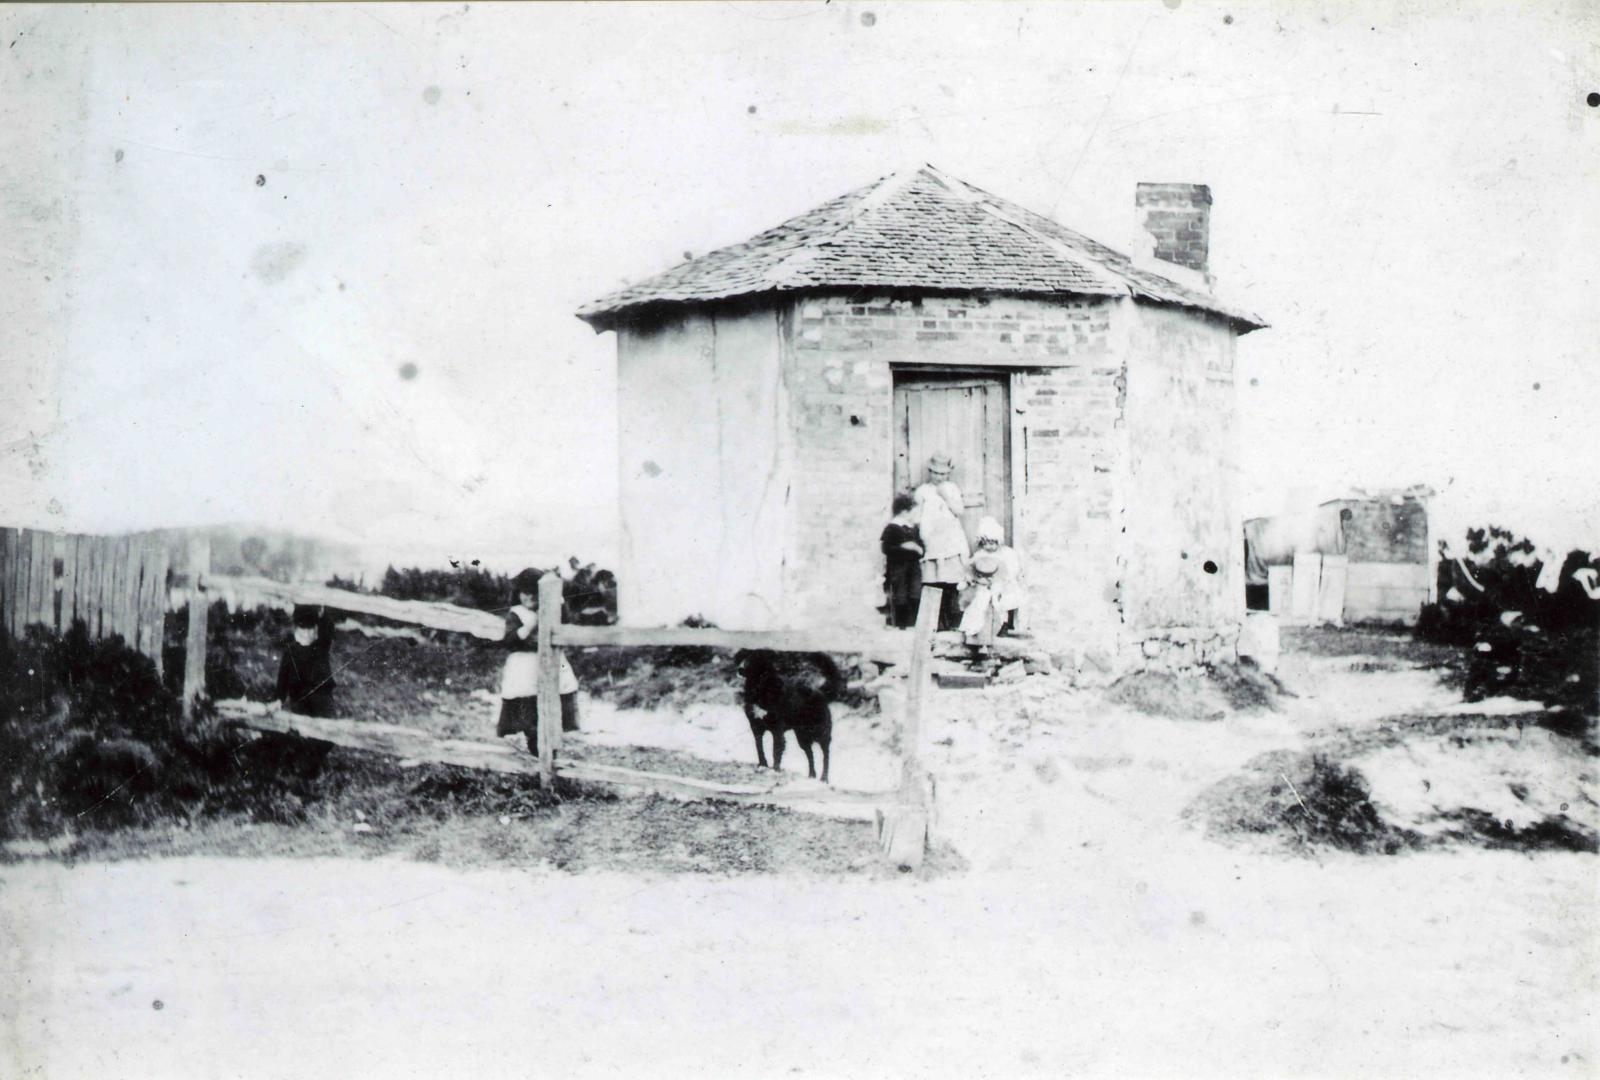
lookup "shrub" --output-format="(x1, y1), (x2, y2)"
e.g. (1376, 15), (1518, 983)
(1420, 526), (1597, 716)
(0, 623), (246, 835)
(0, 623), (563, 843)
(372, 561), (618, 624)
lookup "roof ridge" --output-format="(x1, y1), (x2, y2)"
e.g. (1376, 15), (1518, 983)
(852, 167), (926, 215)
(971, 185), (1269, 325)
(860, 165), (1123, 294)
(917, 170), (1133, 292)
(768, 169), (914, 285)
(968, 196), (1129, 296)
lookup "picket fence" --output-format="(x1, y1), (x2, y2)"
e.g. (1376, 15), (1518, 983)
(0, 527), (172, 674)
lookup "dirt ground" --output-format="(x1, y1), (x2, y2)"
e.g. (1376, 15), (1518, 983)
(2, 626), (1596, 1078)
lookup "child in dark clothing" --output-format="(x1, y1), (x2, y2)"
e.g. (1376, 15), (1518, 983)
(277, 604), (336, 717)
(880, 492), (925, 628)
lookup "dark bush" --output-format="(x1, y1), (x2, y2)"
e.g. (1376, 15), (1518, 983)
(379, 564), (515, 611)
(1420, 526), (1597, 716)
(0, 623), (251, 835)
(0, 622), (567, 843)
(371, 561), (618, 625)
(1440, 809), (1598, 854)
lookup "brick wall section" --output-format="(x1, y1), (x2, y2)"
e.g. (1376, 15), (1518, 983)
(1135, 183), (1212, 274)
(1332, 498), (1429, 564)
(784, 292), (1125, 659)
(1010, 365), (1126, 665)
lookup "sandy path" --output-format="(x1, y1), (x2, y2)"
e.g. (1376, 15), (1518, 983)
(3, 662), (1594, 1079)
(2, 849), (1592, 1079)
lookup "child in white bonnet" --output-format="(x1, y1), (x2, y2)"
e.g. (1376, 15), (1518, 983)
(959, 516), (1026, 640)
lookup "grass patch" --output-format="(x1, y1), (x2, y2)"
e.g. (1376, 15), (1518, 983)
(1, 623), (897, 877)
(1284, 626), (1463, 668)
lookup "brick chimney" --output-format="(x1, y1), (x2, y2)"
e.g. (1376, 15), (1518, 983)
(1136, 182), (1212, 276)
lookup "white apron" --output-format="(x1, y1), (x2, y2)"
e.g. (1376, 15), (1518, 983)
(959, 584), (999, 638)
(501, 651), (578, 698)
(500, 606), (578, 697)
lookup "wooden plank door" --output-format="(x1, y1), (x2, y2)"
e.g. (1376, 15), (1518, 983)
(893, 372), (1011, 544)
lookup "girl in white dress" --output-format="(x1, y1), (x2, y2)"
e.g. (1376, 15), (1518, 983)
(915, 455), (971, 629)
(496, 568), (579, 755)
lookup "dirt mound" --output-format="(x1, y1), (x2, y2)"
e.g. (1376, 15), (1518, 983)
(1105, 662), (1288, 722)
(1189, 750), (1415, 854)
(1190, 713), (1599, 855)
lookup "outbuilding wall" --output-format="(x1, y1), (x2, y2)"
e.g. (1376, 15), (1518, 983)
(1118, 302), (1242, 667)
(1327, 496), (1430, 623)
(614, 304), (791, 629)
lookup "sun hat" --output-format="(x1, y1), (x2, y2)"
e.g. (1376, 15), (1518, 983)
(927, 454), (954, 476)
(970, 552), (1001, 577)
(976, 516), (1004, 542)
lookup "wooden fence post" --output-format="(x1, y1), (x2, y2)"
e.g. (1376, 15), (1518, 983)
(900, 585), (940, 796)
(878, 585), (940, 869)
(536, 572), (563, 787)
(183, 535), (211, 720)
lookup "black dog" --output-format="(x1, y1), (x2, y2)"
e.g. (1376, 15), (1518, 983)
(734, 650), (843, 783)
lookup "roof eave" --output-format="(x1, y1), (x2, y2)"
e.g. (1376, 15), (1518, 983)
(578, 282), (1165, 334)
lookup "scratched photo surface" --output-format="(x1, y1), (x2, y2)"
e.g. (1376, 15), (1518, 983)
(1, 3), (1596, 1078)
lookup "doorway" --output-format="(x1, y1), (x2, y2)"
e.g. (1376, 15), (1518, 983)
(892, 369), (1012, 543)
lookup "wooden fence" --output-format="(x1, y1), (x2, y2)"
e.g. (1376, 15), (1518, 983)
(0, 527), (171, 674)
(4, 532), (936, 866)
(200, 568), (940, 866)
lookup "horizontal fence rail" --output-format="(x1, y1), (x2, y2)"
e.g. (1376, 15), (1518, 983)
(191, 572), (918, 665)
(193, 573), (505, 639)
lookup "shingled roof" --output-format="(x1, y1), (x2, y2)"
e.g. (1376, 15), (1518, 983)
(576, 165), (1266, 333)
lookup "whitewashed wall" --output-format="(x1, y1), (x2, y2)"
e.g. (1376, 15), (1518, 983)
(615, 306), (791, 629)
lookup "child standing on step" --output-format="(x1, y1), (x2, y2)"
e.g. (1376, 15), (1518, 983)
(915, 455), (971, 630)
(880, 492), (924, 628)
(496, 568), (580, 756)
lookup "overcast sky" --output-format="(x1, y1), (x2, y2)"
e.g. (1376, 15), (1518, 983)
(3, 0), (1597, 568)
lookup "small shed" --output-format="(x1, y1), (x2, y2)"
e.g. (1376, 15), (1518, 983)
(578, 166), (1267, 672)
(1245, 488), (1433, 625)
